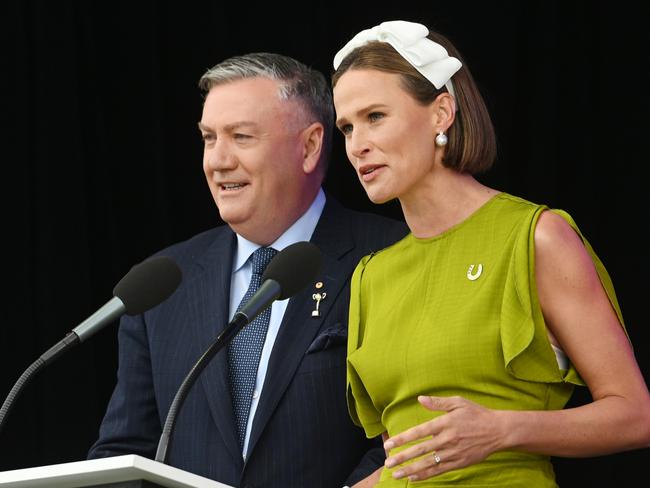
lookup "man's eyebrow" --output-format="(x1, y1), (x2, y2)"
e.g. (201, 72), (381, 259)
(197, 121), (258, 132)
(224, 121), (258, 132)
(197, 122), (212, 132)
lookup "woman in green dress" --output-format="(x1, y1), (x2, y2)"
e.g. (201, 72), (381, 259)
(331, 20), (650, 487)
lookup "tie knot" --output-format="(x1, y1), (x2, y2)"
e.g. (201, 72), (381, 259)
(250, 247), (277, 276)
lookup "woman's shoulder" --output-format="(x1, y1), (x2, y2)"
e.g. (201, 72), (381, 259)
(493, 192), (546, 212)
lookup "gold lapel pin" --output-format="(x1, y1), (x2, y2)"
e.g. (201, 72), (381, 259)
(312, 282), (327, 317)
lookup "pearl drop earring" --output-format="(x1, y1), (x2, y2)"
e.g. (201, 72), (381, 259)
(435, 131), (448, 147)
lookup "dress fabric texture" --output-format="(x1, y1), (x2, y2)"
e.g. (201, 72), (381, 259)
(347, 193), (626, 487)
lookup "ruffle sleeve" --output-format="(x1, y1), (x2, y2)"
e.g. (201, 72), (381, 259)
(500, 207), (628, 386)
(346, 254), (385, 437)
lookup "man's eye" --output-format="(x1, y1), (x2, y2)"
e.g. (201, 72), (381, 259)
(234, 133), (252, 140)
(201, 133), (215, 143)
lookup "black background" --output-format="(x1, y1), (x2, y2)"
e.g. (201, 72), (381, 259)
(1, 1), (648, 485)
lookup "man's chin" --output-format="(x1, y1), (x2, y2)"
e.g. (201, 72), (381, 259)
(217, 207), (247, 226)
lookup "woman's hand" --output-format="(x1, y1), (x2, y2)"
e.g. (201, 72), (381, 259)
(383, 395), (507, 482)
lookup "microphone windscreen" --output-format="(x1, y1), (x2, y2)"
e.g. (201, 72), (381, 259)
(262, 241), (322, 300)
(113, 256), (182, 315)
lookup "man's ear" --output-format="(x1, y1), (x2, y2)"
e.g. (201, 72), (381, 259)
(301, 122), (324, 174)
(431, 92), (456, 133)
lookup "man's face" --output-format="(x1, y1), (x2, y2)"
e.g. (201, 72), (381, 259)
(199, 77), (313, 243)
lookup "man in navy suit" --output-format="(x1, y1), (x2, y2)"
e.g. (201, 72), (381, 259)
(88, 52), (407, 488)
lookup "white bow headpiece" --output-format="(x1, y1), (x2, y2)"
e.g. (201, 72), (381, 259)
(333, 20), (462, 99)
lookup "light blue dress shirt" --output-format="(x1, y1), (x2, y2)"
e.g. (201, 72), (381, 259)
(229, 188), (326, 459)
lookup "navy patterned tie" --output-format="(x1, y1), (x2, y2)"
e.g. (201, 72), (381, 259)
(227, 246), (278, 450)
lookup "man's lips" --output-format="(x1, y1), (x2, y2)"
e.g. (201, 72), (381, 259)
(218, 182), (248, 191)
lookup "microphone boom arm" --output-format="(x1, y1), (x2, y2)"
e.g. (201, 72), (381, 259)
(0, 255), (181, 439)
(0, 331), (80, 435)
(154, 279), (281, 463)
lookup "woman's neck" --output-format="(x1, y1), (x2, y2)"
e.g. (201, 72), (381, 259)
(399, 171), (499, 239)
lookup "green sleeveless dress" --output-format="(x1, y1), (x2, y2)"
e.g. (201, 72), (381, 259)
(347, 193), (626, 487)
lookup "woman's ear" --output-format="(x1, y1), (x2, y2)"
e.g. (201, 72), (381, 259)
(431, 92), (456, 133)
(301, 122), (324, 174)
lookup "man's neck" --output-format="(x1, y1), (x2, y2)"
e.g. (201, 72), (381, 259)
(233, 188), (326, 248)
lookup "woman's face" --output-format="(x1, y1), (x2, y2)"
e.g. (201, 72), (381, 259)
(333, 68), (438, 204)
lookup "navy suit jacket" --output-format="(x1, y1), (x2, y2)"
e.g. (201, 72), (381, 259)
(88, 197), (408, 488)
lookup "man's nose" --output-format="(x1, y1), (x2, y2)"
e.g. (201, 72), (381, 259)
(205, 139), (237, 171)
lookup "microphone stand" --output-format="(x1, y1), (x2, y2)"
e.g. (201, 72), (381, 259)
(154, 279), (280, 464)
(0, 332), (80, 434)
(0, 255), (181, 438)
(0, 298), (125, 435)
(154, 241), (322, 463)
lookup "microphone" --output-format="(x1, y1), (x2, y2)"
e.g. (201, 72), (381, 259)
(0, 255), (182, 435)
(154, 241), (322, 464)
(229, 240), (323, 332)
(74, 256), (182, 344)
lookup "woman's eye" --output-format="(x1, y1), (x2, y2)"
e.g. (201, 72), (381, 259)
(339, 124), (352, 135)
(368, 112), (384, 122)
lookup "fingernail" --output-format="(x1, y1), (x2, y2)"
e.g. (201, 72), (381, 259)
(385, 458), (395, 468)
(393, 470), (404, 479)
(384, 440), (394, 450)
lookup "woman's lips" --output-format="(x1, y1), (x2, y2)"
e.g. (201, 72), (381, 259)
(358, 164), (386, 183)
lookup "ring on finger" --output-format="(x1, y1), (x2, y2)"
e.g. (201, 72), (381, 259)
(433, 452), (442, 464)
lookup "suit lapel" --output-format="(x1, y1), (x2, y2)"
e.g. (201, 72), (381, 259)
(245, 199), (355, 458)
(185, 228), (244, 469)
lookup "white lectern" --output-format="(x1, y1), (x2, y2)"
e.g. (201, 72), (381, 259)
(0, 454), (233, 488)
